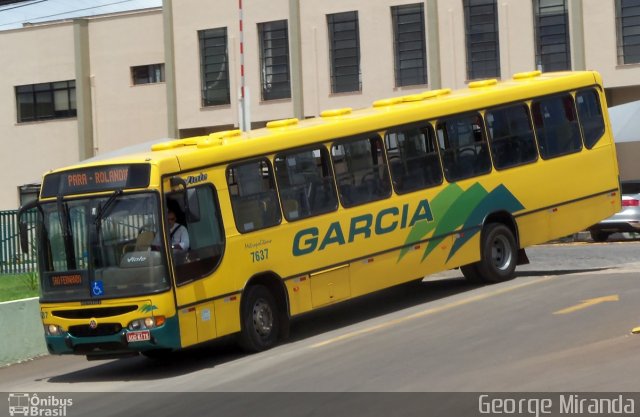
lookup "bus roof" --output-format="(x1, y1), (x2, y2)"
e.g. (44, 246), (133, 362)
(50, 70), (601, 178)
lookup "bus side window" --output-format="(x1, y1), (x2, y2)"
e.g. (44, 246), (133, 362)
(486, 104), (538, 170)
(331, 135), (392, 207)
(576, 88), (605, 149)
(532, 94), (582, 159)
(274, 147), (338, 221)
(227, 159), (281, 233)
(436, 113), (492, 182)
(385, 124), (443, 193)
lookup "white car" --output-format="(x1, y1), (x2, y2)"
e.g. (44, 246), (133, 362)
(588, 180), (640, 242)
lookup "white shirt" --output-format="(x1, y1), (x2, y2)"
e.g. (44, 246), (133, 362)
(168, 223), (190, 251)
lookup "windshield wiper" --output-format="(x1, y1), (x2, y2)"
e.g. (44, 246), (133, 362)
(94, 189), (123, 232)
(56, 196), (77, 270)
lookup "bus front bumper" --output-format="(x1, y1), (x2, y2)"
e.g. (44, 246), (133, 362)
(44, 315), (180, 358)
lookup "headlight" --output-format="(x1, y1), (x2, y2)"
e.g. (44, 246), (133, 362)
(128, 316), (165, 330)
(44, 324), (63, 336)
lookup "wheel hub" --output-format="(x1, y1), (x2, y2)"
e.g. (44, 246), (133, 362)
(252, 298), (273, 336)
(491, 235), (513, 271)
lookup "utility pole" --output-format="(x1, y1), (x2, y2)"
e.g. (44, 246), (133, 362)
(238, 0), (251, 131)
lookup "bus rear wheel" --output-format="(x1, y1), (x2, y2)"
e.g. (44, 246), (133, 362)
(238, 285), (280, 353)
(463, 223), (517, 284)
(478, 223), (517, 283)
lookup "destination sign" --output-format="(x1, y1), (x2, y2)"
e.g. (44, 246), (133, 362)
(50, 273), (83, 287)
(41, 164), (151, 197)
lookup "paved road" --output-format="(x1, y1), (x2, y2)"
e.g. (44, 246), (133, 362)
(1, 242), (639, 397)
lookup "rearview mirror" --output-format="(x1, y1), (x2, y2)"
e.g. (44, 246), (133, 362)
(19, 221), (29, 254)
(169, 176), (200, 223)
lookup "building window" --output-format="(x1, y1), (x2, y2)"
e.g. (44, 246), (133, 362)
(15, 80), (76, 123)
(533, 0), (571, 71)
(199, 27), (231, 106)
(463, 0), (500, 80)
(131, 64), (165, 85)
(327, 11), (361, 93)
(616, 0), (640, 64)
(391, 3), (428, 87)
(259, 20), (291, 101)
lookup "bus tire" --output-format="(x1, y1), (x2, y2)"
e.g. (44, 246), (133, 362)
(460, 264), (484, 284)
(590, 230), (610, 242)
(238, 285), (280, 353)
(141, 349), (173, 360)
(475, 223), (517, 283)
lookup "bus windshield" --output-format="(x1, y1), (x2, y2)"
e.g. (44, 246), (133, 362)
(39, 192), (170, 301)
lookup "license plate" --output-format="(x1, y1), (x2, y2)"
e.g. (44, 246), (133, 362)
(126, 330), (151, 343)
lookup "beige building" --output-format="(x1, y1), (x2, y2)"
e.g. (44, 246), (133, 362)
(1, 0), (640, 210)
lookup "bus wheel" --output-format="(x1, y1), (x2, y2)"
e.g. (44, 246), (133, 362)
(476, 223), (517, 283)
(238, 285), (280, 352)
(590, 230), (610, 242)
(460, 264), (483, 284)
(141, 349), (173, 360)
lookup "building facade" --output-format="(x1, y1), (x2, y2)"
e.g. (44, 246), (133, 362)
(1, 0), (640, 209)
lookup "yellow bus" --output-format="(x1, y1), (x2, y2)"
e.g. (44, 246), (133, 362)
(19, 70), (620, 359)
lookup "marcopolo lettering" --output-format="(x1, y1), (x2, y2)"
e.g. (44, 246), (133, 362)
(127, 256), (148, 263)
(186, 173), (208, 185)
(292, 199), (433, 256)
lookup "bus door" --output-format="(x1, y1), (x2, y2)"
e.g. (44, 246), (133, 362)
(163, 174), (227, 346)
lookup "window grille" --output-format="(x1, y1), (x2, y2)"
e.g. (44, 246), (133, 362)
(463, 0), (501, 80)
(533, 0), (571, 71)
(392, 3), (428, 87)
(199, 28), (231, 106)
(616, 0), (640, 64)
(259, 20), (291, 101)
(327, 11), (361, 93)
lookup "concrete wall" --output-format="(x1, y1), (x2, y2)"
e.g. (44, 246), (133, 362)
(0, 298), (47, 367)
(88, 10), (168, 154)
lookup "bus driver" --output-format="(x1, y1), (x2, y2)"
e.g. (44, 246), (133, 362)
(166, 209), (189, 251)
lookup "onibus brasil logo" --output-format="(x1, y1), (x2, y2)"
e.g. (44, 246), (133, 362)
(8, 393), (73, 416)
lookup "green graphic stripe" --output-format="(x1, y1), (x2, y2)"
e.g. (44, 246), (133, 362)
(398, 183), (463, 261)
(421, 182), (488, 261)
(446, 184), (525, 261)
(398, 182), (525, 264)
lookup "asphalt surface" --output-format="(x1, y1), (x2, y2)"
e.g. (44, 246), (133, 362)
(1, 241), (639, 416)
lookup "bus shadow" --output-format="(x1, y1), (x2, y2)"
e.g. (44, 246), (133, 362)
(47, 277), (478, 384)
(46, 267), (606, 384)
(515, 267), (609, 277)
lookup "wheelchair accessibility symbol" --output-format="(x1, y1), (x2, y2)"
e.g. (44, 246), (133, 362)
(91, 281), (104, 297)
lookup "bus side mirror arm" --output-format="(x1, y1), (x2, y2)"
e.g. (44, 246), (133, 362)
(17, 200), (39, 254)
(170, 176), (196, 222)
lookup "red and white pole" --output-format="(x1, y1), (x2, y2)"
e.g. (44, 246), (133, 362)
(238, 0), (251, 131)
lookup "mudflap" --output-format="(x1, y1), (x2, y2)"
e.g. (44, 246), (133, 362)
(517, 249), (530, 265)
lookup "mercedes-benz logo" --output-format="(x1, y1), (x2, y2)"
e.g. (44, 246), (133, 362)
(89, 319), (98, 329)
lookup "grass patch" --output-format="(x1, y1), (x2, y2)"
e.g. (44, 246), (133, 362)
(0, 273), (40, 302)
